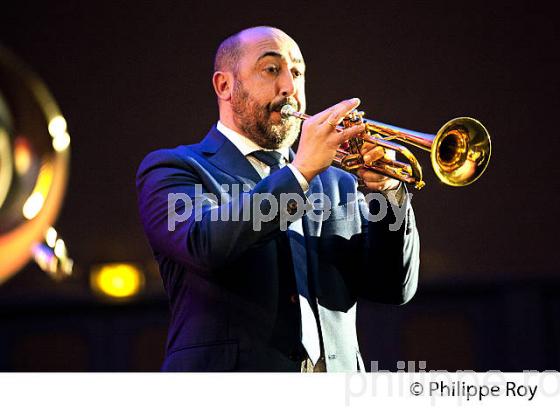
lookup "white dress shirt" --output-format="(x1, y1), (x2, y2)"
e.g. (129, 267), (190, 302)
(216, 121), (309, 192)
(216, 121), (322, 364)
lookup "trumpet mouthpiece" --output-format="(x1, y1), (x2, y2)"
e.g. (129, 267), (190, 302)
(280, 104), (297, 118)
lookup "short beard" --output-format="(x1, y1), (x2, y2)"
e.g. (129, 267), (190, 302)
(231, 78), (300, 149)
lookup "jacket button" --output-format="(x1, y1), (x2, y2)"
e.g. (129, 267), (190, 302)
(287, 199), (298, 215)
(290, 294), (298, 304)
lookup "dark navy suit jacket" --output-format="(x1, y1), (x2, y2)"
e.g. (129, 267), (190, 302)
(136, 125), (420, 371)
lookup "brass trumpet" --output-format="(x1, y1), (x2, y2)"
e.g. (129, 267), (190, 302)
(281, 105), (491, 189)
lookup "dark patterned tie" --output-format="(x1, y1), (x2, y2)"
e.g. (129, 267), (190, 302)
(251, 150), (283, 174)
(252, 149), (306, 362)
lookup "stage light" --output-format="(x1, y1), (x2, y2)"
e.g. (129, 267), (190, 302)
(90, 263), (144, 299)
(47, 115), (67, 138)
(53, 238), (67, 259)
(47, 115), (70, 152)
(22, 192), (44, 219)
(52, 132), (70, 152)
(45, 226), (57, 248)
(21, 162), (53, 220)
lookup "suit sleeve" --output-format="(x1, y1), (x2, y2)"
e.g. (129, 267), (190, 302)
(136, 149), (305, 274)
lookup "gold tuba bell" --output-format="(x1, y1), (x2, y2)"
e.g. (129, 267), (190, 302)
(281, 105), (491, 189)
(0, 46), (72, 284)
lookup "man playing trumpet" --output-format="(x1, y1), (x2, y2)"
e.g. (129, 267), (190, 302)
(136, 26), (420, 372)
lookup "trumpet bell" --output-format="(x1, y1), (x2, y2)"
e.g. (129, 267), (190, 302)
(432, 117), (491, 187)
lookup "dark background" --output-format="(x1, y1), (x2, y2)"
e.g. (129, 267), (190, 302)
(0, 0), (559, 371)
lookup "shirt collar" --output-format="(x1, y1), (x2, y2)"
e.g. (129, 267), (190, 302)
(217, 121), (289, 162)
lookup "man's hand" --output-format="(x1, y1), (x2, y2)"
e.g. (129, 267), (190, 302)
(292, 98), (365, 182)
(356, 142), (401, 192)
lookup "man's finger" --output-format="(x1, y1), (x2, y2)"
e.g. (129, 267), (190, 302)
(362, 181), (386, 191)
(317, 98), (361, 126)
(363, 146), (385, 164)
(357, 168), (389, 183)
(334, 123), (365, 145)
(360, 142), (376, 155)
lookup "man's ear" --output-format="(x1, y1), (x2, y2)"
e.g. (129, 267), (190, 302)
(212, 71), (233, 101)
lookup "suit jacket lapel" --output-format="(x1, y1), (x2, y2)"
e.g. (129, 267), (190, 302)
(199, 125), (261, 185)
(199, 127), (325, 233)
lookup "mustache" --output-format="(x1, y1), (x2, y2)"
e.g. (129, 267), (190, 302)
(269, 98), (299, 113)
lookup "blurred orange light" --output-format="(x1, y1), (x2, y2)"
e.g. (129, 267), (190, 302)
(14, 137), (32, 175)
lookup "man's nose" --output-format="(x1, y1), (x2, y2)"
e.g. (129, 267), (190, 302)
(278, 71), (296, 97)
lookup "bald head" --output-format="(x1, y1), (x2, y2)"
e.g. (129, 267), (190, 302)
(214, 26), (299, 74)
(212, 26), (306, 149)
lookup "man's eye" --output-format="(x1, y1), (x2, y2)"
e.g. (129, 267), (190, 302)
(292, 70), (303, 78)
(265, 66), (279, 74)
